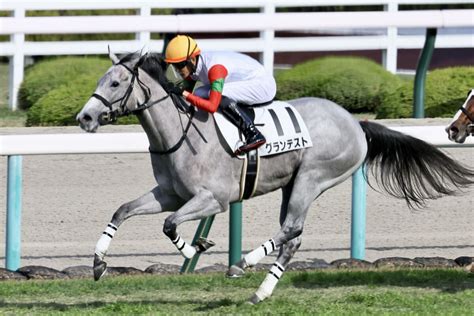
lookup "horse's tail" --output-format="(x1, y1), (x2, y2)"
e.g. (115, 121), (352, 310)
(359, 121), (474, 208)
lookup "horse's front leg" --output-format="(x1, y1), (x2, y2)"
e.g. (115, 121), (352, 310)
(162, 189), (225, 259)
(94, 186), (183, 280)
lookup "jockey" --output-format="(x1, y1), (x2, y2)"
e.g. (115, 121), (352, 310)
(164, 35), (276, 155)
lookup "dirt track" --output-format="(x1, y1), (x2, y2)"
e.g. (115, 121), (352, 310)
(0, 118), (473, 271)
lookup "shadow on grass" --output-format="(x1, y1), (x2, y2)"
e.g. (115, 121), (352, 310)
(0, 298), (238, 313)
(290, 269), (474, 293)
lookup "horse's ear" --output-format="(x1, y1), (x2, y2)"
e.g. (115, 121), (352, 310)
(135, 53), (148, 69)
(108, 45), (120, 65)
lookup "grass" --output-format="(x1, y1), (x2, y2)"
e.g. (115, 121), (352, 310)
(0, 269), (473, 315)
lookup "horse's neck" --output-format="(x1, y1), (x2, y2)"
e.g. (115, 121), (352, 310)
(134, 72), (188, 153)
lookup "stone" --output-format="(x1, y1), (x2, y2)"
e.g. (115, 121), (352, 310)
(145, 263), (181, 274)
(105, 266), (145, 277)
(17, 265), (68, 279)
(330, 258), (373, 269)
(0, 268), (28, 280)
(413, 257), (457, 268)
(373, 257), (423, 268)
(62, 265), (93, 278)
(195, 263), (228, 274)
(454, 256), (473, 267)
(287, 259), (330, 271)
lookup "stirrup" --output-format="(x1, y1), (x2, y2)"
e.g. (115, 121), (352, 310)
(235, 138), (266, 155)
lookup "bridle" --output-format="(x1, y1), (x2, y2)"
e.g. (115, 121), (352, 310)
(91, 59), (195, 155)
(459, 101), (474, 124)
(92, 62), (166, 123)
(457, 91), (474, 134)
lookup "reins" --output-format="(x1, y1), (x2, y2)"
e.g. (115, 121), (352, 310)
(91, 58), (195, 155)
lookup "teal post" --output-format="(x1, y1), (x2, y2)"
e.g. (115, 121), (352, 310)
(413, 28), (437, 118)
(351, 164), (367, 260)
(180, 215), (215, 273)
(6, 155), (22, 271)
(229, 202), (242, 266)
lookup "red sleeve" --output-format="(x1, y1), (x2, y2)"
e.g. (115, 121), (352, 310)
(185, 64), (228, 113)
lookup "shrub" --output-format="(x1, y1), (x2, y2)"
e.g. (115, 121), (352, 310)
(275, 56), (401, 112)
(26, 73), (139, 126)
(376, 66), (474, 118)
(18, 57), (111, 110)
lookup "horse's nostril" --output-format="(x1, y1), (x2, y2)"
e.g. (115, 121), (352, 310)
(82, 114), (92, 122)
(450, 126), (459, 134)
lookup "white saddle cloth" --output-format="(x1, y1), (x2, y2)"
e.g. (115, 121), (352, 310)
(213, 101), (313, 158)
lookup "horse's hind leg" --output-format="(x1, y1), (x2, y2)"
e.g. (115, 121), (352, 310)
(230, 174), (320, 303)
(227, 183), (294, 278)
(93, 186), (182, 280)
(248, 236), (302, 304)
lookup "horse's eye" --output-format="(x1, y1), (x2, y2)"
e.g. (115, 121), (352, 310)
(111, 81), (120, 88)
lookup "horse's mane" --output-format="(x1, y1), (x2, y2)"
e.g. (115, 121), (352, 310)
(119, 52), (191, 111)
(119, 52), (171, 88)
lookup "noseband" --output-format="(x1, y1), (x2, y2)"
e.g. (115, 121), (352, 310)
(459, 105), (474, 124)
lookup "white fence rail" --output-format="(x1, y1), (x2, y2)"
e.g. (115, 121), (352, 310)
(1, 126), (473, 270)
(1, 126), (473, 156)
(1, 0), (474, 110)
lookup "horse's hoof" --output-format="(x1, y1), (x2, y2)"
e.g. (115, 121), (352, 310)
(195, 237), (216, 253)
(226, 264), (245, 278)
(248, 293), (263, 305)
(93, 254), (107, 281)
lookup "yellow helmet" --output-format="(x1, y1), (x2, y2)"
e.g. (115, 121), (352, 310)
(165, 35), (201, 63)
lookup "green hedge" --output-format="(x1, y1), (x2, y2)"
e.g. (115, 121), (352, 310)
(275, 56), (401, 112)
(26, 72), (139, 126)
(26, 74), (97, 126)
(24, 57), (139, 126)
(18, 57), (112, 110)
(376, 66), (474, 118)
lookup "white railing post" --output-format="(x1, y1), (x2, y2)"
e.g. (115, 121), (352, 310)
(8, 7), (25, 111)
(260, 1), (275, 75)
(136, 6), (151, 48)
(383, 1), (398, 73)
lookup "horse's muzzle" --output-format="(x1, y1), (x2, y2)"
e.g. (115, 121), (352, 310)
(98, 111), (118, 125)
(77, 113), (99, 133)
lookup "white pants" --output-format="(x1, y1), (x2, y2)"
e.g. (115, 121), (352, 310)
(194, 75), (276, 106)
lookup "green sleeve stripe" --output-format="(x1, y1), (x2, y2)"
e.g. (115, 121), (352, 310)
(211, 78), (225, 93)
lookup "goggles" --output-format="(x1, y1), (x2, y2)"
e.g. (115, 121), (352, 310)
(172, 60), (189, 70)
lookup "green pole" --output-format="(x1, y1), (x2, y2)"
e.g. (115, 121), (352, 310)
(413, 28), (437, 118)
(229, 202), (242, 266)
(180, 215), (215, 273)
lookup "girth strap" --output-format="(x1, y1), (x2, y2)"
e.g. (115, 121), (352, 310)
(239, 149), (260, 200)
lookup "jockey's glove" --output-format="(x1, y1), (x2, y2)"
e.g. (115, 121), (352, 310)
(167, 84), (184, 96)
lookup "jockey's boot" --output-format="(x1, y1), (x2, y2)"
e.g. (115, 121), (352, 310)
(220, 97), (266, 155)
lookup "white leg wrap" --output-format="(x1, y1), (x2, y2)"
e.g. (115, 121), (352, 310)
(255, 262), (285, 301)
(172, 235), (197, 259)
(95, 223), (117, 259)
(244, 239), (276, 267)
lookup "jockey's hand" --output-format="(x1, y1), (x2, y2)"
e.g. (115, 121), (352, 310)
(169, 85), (184, 96)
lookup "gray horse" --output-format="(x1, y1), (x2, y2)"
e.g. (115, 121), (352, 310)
(77, 52), (474, 304)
